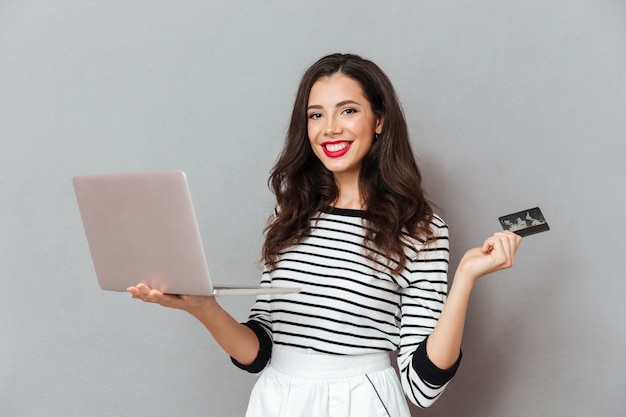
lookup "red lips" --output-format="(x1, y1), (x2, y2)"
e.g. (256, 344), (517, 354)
(322, 141), (352, 158)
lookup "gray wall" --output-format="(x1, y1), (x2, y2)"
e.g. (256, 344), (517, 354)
(2, 1), (625, 416)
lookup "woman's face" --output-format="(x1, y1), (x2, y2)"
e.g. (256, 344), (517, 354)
(306, 74), (383, 181)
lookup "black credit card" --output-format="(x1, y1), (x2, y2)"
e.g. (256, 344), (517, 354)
(498, 207), (549, 237)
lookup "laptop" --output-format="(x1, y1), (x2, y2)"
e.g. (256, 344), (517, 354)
(72, 170), (300, 296)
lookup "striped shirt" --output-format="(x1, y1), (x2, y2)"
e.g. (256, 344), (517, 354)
(234, 206), (461, 407)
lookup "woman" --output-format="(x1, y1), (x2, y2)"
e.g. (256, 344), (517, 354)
(129, 53), (521, 416)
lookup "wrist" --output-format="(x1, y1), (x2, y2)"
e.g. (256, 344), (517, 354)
(187, 297), (221, 320)
(450, 269), (478, 294)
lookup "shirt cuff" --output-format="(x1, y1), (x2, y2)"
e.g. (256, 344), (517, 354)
(412, 336), (462, 386)
(230, 320), (273, 374)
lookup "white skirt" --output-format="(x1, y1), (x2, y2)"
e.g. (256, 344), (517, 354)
(244, 346), (411, 417)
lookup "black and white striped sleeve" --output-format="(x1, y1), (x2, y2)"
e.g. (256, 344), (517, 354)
(397, 219), (462, 407)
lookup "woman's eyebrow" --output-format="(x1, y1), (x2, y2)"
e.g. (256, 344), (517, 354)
(307, 100), (362, 111)
(336, 100), (362, 108)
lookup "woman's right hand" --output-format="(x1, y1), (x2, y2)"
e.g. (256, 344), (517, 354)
(127, 283), (218, 316)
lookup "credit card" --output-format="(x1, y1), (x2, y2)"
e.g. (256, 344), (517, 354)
(498, 207), (549, 237)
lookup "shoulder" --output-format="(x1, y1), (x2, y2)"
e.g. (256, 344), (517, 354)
(431, 213), (447, 229)
(429, 214), (449, 238)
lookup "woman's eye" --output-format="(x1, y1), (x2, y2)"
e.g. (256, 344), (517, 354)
(308, 113), (322, 119)
(342, 108), (357, 115)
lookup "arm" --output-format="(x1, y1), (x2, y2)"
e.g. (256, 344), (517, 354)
(426, 231), (522, 369)
(127, 284), (260, 365)
(397, 218), (453, 408)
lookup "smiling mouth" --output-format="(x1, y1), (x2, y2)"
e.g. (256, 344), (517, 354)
(322, 141), (351, 157)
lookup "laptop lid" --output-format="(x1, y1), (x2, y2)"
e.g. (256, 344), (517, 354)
(72, 170), (299, 296)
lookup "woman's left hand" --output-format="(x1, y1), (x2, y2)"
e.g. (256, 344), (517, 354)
(457, 231), (522, 283)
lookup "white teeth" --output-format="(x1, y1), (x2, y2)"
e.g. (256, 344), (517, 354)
(325, 142), (349, 152)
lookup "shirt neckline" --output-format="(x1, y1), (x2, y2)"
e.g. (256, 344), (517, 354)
(321, 205), (365, 218)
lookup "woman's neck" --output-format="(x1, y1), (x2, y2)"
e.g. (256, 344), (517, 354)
(332, 196), (364, 210)
(332, 174), (364, 210)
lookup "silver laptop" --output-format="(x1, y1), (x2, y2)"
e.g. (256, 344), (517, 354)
(72, 170), (299, 296)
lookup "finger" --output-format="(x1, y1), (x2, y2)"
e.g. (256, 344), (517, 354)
(494, 233), (520, 267)
(493, 231), (519, 250)
(498, 231), (522, 257)
(509, 231), (523, 251)
(482, 234), (513, 267)
(481, 238), (495, 254)
(128, 283), (148, 296)
(127, 283), (161, 303)
(481, 232), (506, 254)
(499, 230), (521, 242)
(127, 285), (148, 299)
(145, 289), (165, 303)
(136, 283), (151, 293)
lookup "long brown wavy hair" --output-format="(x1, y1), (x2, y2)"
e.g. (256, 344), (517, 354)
(262, 53), (434, 274)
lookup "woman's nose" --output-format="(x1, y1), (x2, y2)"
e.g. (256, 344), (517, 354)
(324, 117), (341, 135)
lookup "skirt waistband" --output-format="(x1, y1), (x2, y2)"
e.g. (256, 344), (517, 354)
(269, 346), (391, 380)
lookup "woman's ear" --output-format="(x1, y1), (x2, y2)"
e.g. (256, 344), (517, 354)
(375, 116), (384, 134)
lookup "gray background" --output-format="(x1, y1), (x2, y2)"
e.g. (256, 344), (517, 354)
(2, 1), (625, 416)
